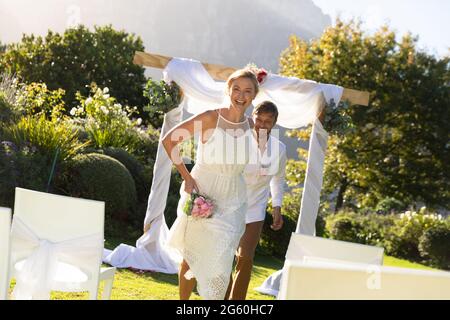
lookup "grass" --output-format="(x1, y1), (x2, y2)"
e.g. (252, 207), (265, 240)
(382, 255), (436, 270)
(8, 234), (440, 300)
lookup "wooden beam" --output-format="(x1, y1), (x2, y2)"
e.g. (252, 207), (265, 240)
(341, 88), (370, 107)
(134, 51), (370, 106)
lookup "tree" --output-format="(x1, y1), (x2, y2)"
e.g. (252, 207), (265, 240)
(282, 19), (449, 211)
(1, 25), (147, 113)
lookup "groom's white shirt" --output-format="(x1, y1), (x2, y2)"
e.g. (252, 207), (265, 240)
(244, 130), (287, 224)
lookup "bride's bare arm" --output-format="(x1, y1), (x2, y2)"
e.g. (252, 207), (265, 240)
(162, 110), (216, 193)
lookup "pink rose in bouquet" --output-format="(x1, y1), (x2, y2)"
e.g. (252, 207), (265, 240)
(184, 193), (214, 219)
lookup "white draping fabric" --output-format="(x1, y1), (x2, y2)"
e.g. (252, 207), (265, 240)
(297, 118), (329, 235)
(256, 118), (331, 297)
(102, 57), (343, 275)
(11, 217), (103, 300)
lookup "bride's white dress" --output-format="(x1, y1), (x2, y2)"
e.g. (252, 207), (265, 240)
(168, 109), (253, 299)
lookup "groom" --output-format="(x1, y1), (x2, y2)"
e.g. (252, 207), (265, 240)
(226, 101), (287, 300)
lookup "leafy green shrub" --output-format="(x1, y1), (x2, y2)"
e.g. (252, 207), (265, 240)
(324, 210), (396, 247)
(0, 93), (14, 124)
(418, 225), (450, 270)
(127, 126), (159, 167)
(56, 153), (137, 227)
(326, 213), (365, 244)
(101, 147), (151, 203)
(375, 197), (406, 213)
(256, 186), (329, 257)
(259, 212), (297, 258)
(0, 141), (52, 207)
(2, 25), (146, 110)
(0, 73), (24, 123)
(254, 187), (299, 258)
(315, 212), (327, 237)
(385, 208), (446, 261)
(359, 213), (396, 247)
(323, 100), (355, 136)
(16, 82), (66, 119)
(143, 79), (182, 128)
(3, 115), (88, 162)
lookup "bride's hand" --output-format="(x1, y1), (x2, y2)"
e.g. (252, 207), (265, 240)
(184, 175), (200, 194)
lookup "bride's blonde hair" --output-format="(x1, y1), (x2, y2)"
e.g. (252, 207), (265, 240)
(226, 69), (259, 96)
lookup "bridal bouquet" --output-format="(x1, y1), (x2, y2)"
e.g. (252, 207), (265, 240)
(183, 192), (214, 219)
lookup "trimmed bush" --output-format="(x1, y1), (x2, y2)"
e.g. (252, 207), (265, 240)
(0, 141), (51, 208)
(56, 153), (137, 225)
(102, 147), (151, 203)
(375, 197), (406, 213)
(325, 212), (365, 244)
(419, 225), (450, 270)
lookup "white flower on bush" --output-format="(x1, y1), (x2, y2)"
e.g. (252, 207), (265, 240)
(85, 97), (93, 105)
(70, 107), (77, 116)
(136, 118), (143, 126)
(100, 106), (109, 115)
(103, 87), (109, 94)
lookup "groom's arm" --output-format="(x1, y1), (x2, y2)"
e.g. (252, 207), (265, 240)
(269, 145), (287, 230)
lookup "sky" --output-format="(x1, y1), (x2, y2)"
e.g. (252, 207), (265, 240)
(312, 0), (450, 57)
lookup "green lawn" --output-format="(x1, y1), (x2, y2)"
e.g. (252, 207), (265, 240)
(8, 237), (439, 300)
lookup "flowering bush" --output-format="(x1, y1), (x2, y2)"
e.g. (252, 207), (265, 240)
(72, 85), (144, 153)
(183, 193), (214, 219)
(16, 82), (66, 120)
(384, 207), (446, 261)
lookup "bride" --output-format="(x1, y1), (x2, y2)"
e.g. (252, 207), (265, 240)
(162, 68), (259, 300)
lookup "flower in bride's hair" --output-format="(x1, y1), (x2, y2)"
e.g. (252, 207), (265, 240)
(245, 63), (268, 84)
(256, 69), (268, 84)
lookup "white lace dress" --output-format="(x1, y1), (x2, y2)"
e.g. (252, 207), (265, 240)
(169, 109), (253, 299)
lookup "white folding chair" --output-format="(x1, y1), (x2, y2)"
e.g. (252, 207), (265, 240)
(0, 207), (12, 300)
(279, 259), (450, 300)
(279, 233), (450, 299)
(9, 188), (116, 300)
(257, 233), (385, 297)
(285, 233), (384, 265)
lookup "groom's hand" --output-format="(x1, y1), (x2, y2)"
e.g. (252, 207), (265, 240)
(270, 206), (284, 231)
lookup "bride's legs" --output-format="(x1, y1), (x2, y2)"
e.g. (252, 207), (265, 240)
(179, 259), (197, 300)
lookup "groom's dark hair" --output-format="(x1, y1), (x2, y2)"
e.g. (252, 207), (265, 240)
(253, 101), (278, 123)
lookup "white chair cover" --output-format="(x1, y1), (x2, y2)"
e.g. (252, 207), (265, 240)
(11, 217), (103, 300)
